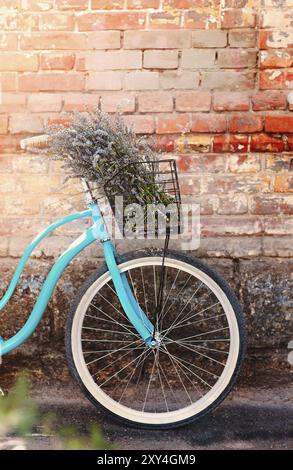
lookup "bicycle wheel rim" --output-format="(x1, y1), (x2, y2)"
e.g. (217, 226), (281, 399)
(70, 256), (240, 426)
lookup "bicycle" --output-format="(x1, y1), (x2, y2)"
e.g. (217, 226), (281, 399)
(0, 134), (246, 429)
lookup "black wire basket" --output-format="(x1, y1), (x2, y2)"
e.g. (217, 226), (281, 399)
(103, 159), (182, 237)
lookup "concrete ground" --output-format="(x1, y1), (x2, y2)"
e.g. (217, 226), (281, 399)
(22, 376), (293, 450)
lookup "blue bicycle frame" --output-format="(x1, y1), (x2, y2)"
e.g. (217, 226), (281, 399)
(0, 201), (154, 356)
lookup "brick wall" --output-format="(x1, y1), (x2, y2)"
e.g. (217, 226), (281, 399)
(0, 1), (292, 378)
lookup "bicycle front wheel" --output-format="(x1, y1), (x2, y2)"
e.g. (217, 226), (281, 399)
(66, 249), (245, 429)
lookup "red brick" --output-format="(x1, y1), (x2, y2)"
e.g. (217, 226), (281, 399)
(175, 134), (212, 153)
(229, 114), (263, 133)
(87, 31), (121, 49)
(160, 71), (199, 90)
(78, 50), (142, 71)
(252, 91), (287, 111)
(184, 10), (218, 29)
(63, 93), (100, 111)
(21, 0), (53, 9)
(20, 32), (87, 50)
(92, 0), (123, 8)
(100, 93), (136, 113)
(217, 194), (248, 215)
(175, 91), (211, 112)
(263, 217), (293, 236)
(9, 114), (43, 134)
(124, 71), (159, 90)
(87, 71), (122, 90)
(156, 114), (191, 134)
(213, 92), (249, 111)
(250, 195), (293, 215)
(228, 155), (261, 173)
(0, 14), (19, 31)
(124, 30), (191, 49)
(274, 175), (293, 193)
(192, 114), (227, 133)
(55, 0), (88, 9)
(0, 116), (8, 135)
(260, 50), (293, 69)
(40, 53), (75, 70)
(138, 92), (173, 113)
(213, 134), (248, 153)
(124, 115), (155, 134)
(0, 94), (26, 113)
(19, 13), (39, 32)
(144, 50), (178, 69)
(0, 73), (17, 91)
(201, 71), (255, 90)
(260, 30), (293, 50)
(27, 93), (62, 112)
(250, 134), (285, 152)
(221, 9), (255, 28)
(201, 216), (262, 237)
(77, 13), (146, 31)
(0, 33), (18, 51)
(19, 73), (85, 91)
(201, 174), (272, 194)
(192, 30), (227, 48)
(127, 0), (160, 7)
(259, 70), (290, 90)
(265, 116), (293, 133)
(39, 13), (74, 31)
(217, 49), (257, 68)
(229, 29), (256, 47)
(0, 53), (38, 72)
(149, 11), (181, 29)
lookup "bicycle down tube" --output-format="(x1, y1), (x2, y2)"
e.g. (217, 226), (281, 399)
(0, 202), (154, 356)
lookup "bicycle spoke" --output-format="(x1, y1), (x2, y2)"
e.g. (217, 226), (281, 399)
(86, 339), (141, 366)
(161, 346), (193, 405)
(175, 326), (230, 342)
(166, 338), (226, 367)
(164, 301), (221, 335)
(142, 350), (157, 412)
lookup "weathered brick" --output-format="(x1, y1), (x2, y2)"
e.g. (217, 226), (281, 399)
(55, 0), (88, 9)
(138, 92), (173, 113)
(124, 71), (159, 90)
(263, 236), (293, 257)
(27, 93), (62, 112)
(213, 91), (250, 111)
(260, 50), (293, 69)
(144, 50), (178, 69)
(124, 115), (155, 134)
(0, 13), (19, 31)
(40, 52), (75, 70)
(181, 49), (215, 69)
(39, 13), (74, 31)
(0, 72), (17, 91)
(77, 12), (146, 31)
(175, 91), (211, 112)
(265, 115), (293, 133)
(176, 155), (226, 173)
(221, 9), (256, 28)
(21, 0), (53, 10)
(250, 195), (293, 215)
(87, 31), (121, 49)
(261, 10), (293, 29)
(201, 174), (272, 194)
(19, 73), (85, 91)
(217, 194), (248, 215)
(252, 91), (287, 110)
(213, 134), (249, 153)
(260, 30), (293, 50)
(0, 33), (18, 50)
(175, 134), (212, 153)
(192, 30), (227, 48)
(265, 155), (292, 172)
(160, 71), (199, 89)
(149, 11), (181, 29)
(124, 30), (191, 49)
(87, 71), (122, 90)
(20, 32), (87, 50)
(0, 94), (26, 113)
(217, 50), (257, 68)
(92, 0), (123, 8)
(0, 116), (8, 134)
(127, 0), (160, 7)
(100, 93), (136, 113)
(184, 10), (219, 29)
(201, 71), (255, 90)
(229, 113), (263, 133)
(78, 51), (142, 71)
(156, 114), (191, 134)
(264, 217), (293, 235)
(228, 154), (261, 173)
(229, 29), (256, 47)
(9, 114), (44, 134)
(259, 70), (292, 90)
(0, 53), (38, 72)
(63, 93), (100, 111)
(274, 175), (293, 193)
(201, 216), (262, 237)
(250, 134), (285, 152)
(192, 114), (227, 133)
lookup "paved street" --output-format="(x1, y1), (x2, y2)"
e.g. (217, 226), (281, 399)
(23, 379), (293, 450)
